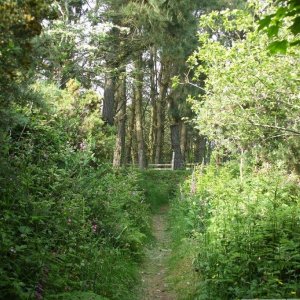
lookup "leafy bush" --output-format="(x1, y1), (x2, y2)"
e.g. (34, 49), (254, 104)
(170, 163), (300, 299)
(188, 7), (300, 172)
(0, 83), (150, 300)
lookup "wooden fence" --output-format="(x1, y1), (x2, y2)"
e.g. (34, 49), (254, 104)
(145, 163), (196, 170)
(124, 154), (200, 170)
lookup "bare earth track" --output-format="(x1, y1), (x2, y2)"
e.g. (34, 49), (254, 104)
(140, 205), (176, 300)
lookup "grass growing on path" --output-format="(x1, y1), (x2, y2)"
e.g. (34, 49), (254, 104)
(137, 170), (190, 299)
(140, 205), (176, 300)
(137, 170), (189, 211)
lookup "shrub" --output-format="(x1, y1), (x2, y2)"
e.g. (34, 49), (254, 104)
(0, 83), (150, 300)
(170, 163), (300, 299)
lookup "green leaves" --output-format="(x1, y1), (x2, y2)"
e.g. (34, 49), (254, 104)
(48, 291), (109, 300)
(258, 15), (273, 31)
(189, 7), (300, 166)
(268, 39), (289, 53)
(0, 79), (151, 299)
(18, 226), (31, 235)
(289, 16), (300, 35)
(181, 6), (300, 297)
(267, 25), (280, 37)
(258, 0), (300, 52)
(170, 163), (300, 299)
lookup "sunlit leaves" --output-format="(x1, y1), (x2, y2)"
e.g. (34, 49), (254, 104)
(268, 39), (289, 53)
(189, 7), (300, 166)
(171, 163), (300, 298)
(258, 0), (300, 51)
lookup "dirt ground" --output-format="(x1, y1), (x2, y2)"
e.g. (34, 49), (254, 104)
(139, 205), (176, 300)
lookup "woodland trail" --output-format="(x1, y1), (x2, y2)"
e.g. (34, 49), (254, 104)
(140, 205), (176, 300)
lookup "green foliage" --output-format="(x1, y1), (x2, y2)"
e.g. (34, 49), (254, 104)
(258, 0), (300, 52)
(0, 0), (54, 83)
(188, 7), (300, 171)
(48, 291), (109, 300)
(170, 4), (300, 299)
(0, 82), (150, 299)
(34, 80), (114, 161)
(0, 1), (57, 153)
(170, 163), (300, 299)
(137, 170), (189, 211)
(33, 14), (104, 88)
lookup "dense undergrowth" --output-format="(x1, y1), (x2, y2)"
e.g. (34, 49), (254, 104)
(137, 170), (189, 211)
(169, 162), (300, 300)
(0, 83), (150, 300)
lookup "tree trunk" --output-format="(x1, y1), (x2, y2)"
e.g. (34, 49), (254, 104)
(180, 121), (187, 163)
(126, 92), (136, 165)
(102, 73), (115, 125)
(154, 97), (163, 164)
(171, 123), (184, 169)
(149, 48), (157, 163)
(155, 60), (169, 164)
(150, 99), (157, 163)
(126, 93), (138, 165)
(113, 71), (126, 168)
(206, 141), (212, 164)
(194, 134), (207, 164)
(134, 56), (146, 169)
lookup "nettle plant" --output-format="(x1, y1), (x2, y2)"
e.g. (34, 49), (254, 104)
(171, 163), (300, 299)
(197, 165), (300, 298)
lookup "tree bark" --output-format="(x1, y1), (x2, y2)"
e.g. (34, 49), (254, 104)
(126, 72), (136, 165)
(150, 99), (157, 163)
(149, 48), (157, 163)
(155, 59), (169, 164)
(194, 134), (207, 164)
(113, 71), (126, 168)
(154, 96), (163, 164)
(102, 73), (115, 125)
(134, 56), (146, 169)
(171, 123), (184, 169)
(126, 95), (137, 165)
(180, 121), (187, 163)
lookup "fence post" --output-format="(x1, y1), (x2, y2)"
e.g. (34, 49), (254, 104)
(171, 151), (175, 170)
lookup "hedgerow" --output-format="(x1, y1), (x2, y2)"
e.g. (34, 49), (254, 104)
(0, 83), (150, 300)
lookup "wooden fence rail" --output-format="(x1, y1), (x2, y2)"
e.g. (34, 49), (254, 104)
(126, 163), (197, 170)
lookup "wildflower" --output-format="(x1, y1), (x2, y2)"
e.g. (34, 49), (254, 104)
(79, 141), (87, 150)
(92, 224), (97, 233)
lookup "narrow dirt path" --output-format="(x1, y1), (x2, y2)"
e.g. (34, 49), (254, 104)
(140, 205), (175, 300)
